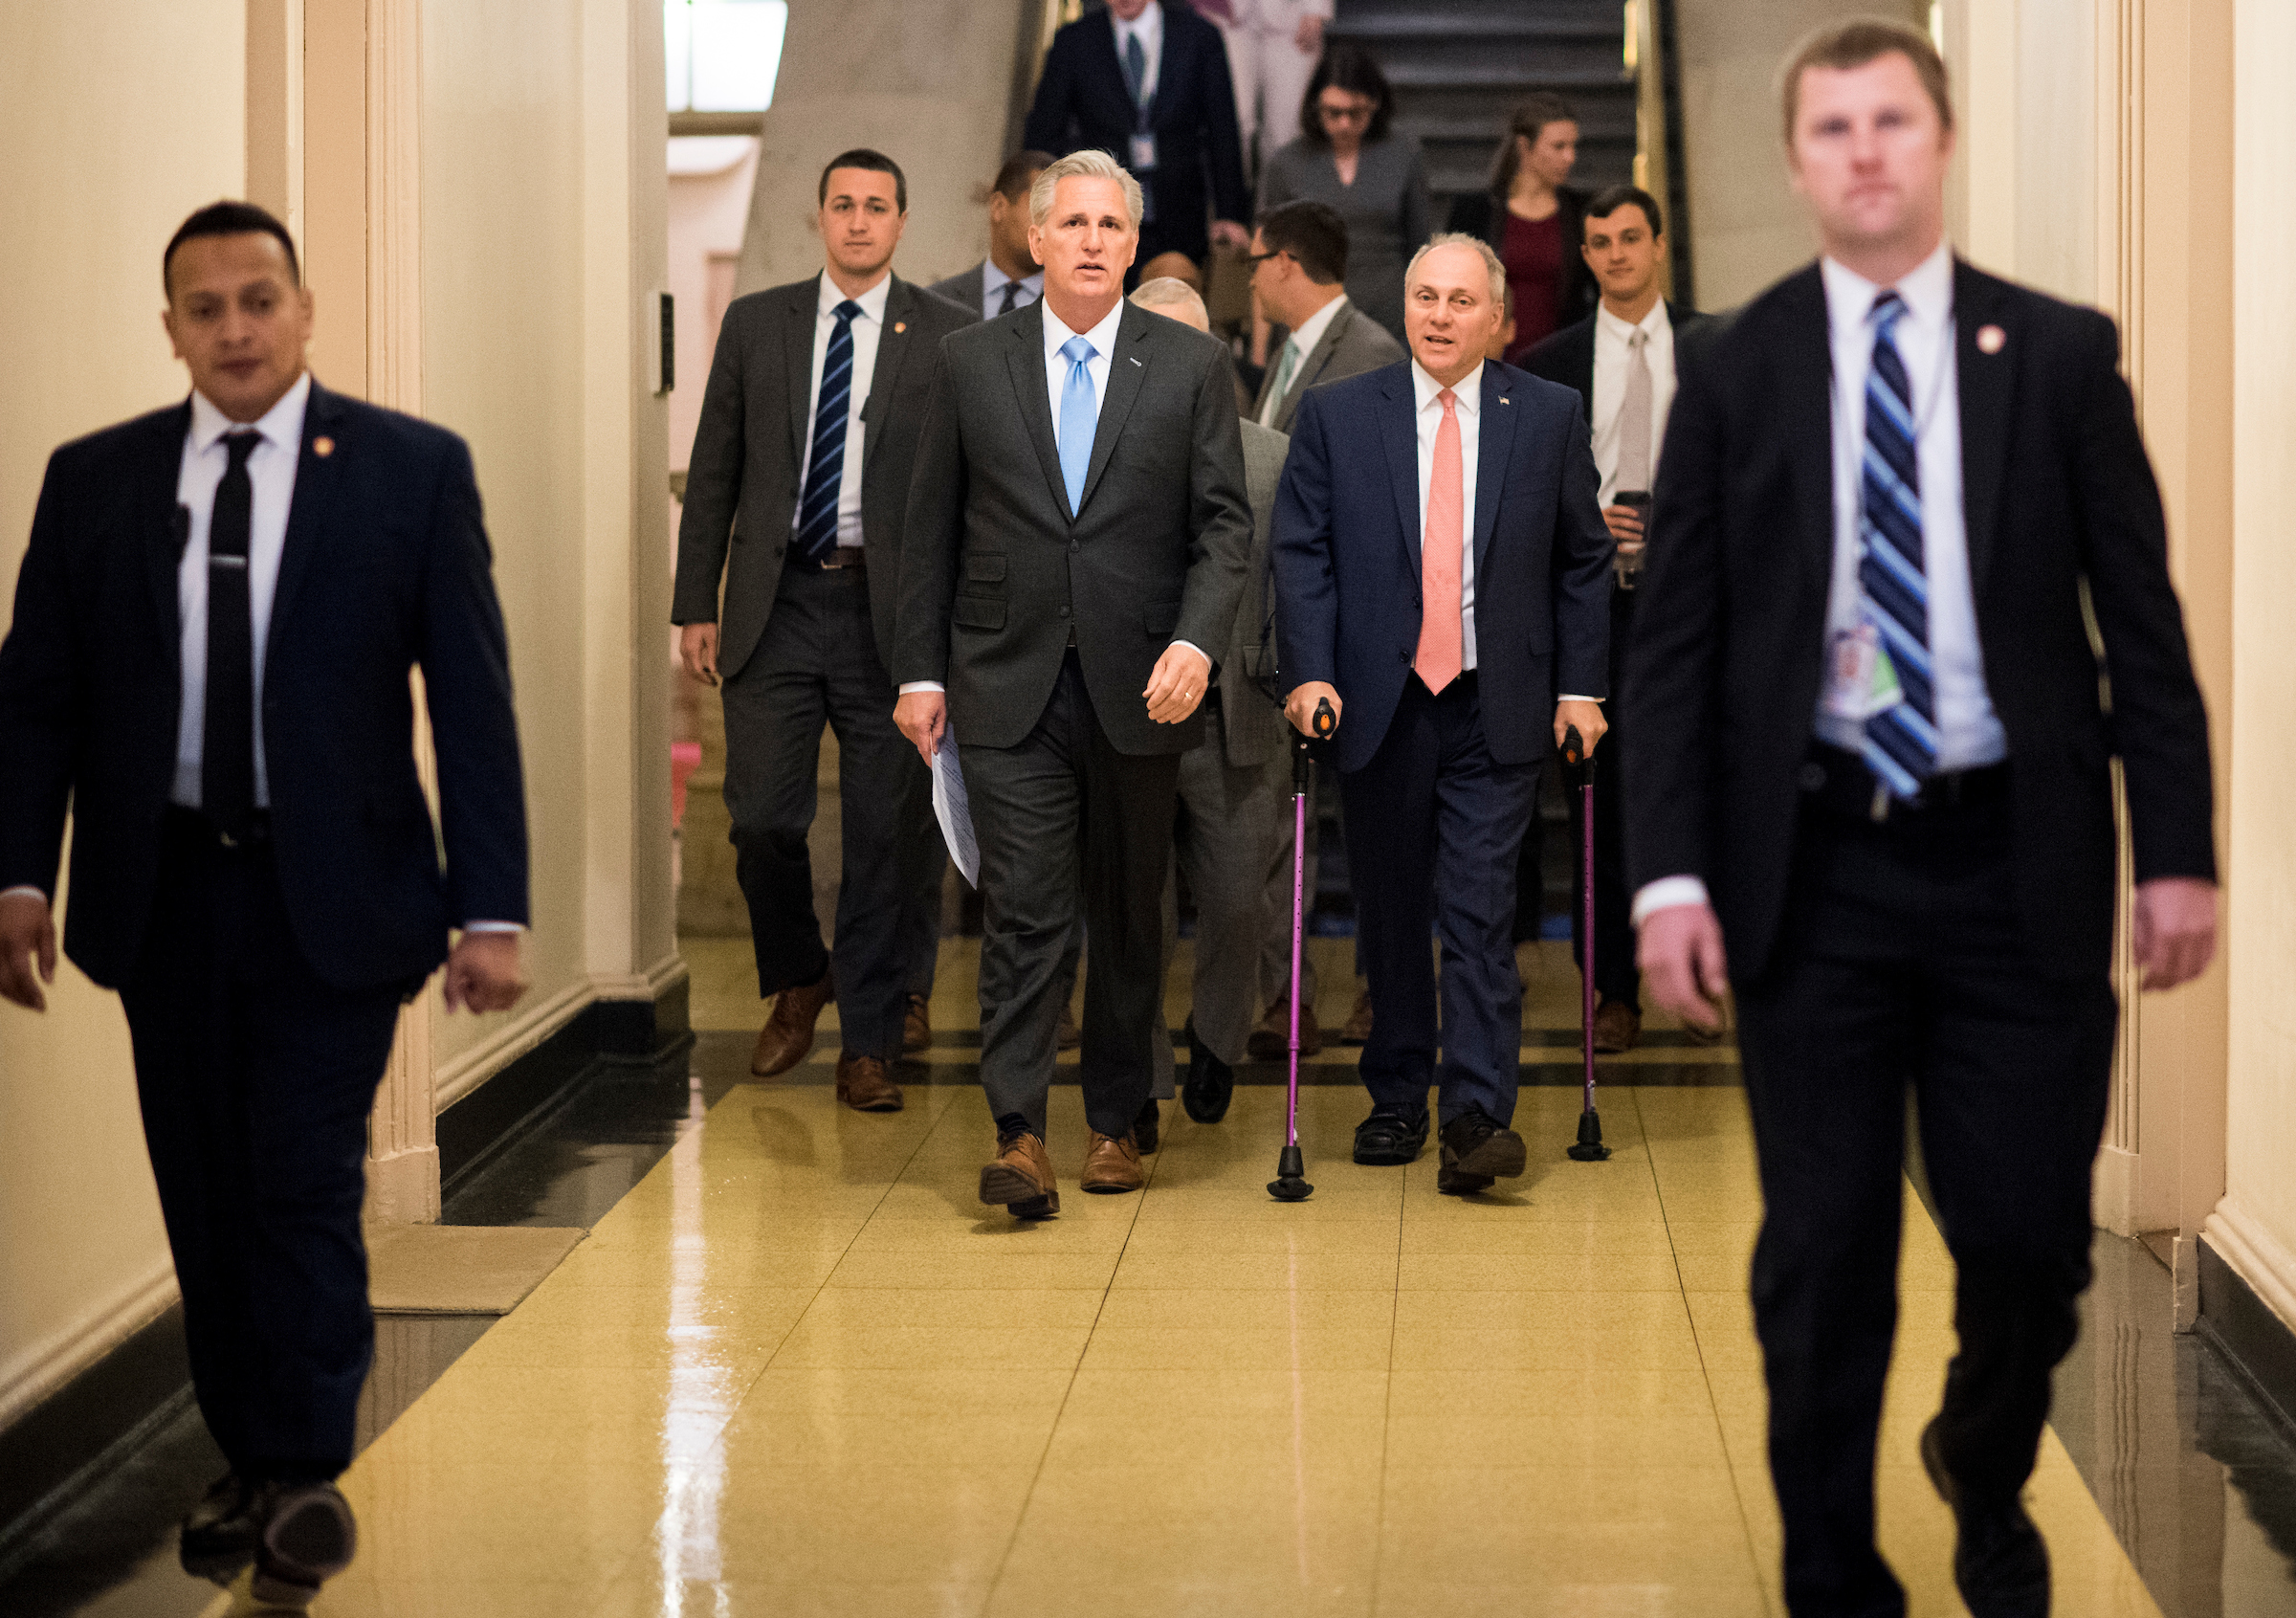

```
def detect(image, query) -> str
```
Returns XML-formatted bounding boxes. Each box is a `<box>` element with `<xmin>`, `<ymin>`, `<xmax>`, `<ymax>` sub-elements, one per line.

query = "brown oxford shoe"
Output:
<box><xmin>901</xmin><ymin>993</ymin><xmax>932</xmax><ymax>1056</ymax></box>
<box><xmin>981</xmin><ymin>1128</ymin><xmax>1060</xmax><ymax>1218</ymax></box>
<box><xmin>1340</xmin><ymin>986</ymin><xmax>1374</xmax><ymax>1046</ymax></box>
<box><xmin>1247</xmin><ymin>995</ymin><xmax>1324</xmax><ymax>1060</ymax></box>
<box><xmin>835</xmin><ymin>1052</ymin><xmax>904</xmax><ymax>1112</ymax></box>
<box><xmin>1080</xmin><ymin>1131</ymin><xmax>1145</xmax><ymax>1193</ymax></box>
<box><xmin>1592</xmin><ymin>999</ymin><xmax>1642</xmax><ymax>1053</ymax></box>
<box><xmin>751</xmin><ymin>968</ymin><xmax>834</xmax><ymax>1076</ymax></box>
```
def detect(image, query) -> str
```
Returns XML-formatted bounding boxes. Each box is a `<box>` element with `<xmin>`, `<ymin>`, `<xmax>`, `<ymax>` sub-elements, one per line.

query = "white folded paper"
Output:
<box><xmin>931</xmin><ymin>724</ymin><xmax>979</xmax><ymax>888</ymax></box>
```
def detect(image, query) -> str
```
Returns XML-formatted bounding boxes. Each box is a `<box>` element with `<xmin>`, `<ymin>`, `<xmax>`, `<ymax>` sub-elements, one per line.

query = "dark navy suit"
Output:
<box><xmin>1273</xmin><ymin>359</ymin><xmax>1611</xmax><ymax>1124</ymax></box>
<box><xmin>0</xmin><ymin>380</ymin><xmax>527</xmax><ymax>1479</ymax></box>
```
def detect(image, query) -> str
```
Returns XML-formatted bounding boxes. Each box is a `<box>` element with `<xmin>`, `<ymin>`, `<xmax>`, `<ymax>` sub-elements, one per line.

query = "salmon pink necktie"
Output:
<box><xmin>1415</xmin><ymin>388</ymin><xmax>1464</xmax><ymax>693</ymax></box>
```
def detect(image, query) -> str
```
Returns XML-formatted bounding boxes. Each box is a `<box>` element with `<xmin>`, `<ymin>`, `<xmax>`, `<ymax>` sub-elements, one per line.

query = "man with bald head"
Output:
<box><xmin>895</xmin><ymin>151</ymin><xmax>1251</xmax><ymax>1217</ymax></box>
<box><xmin>1272</xmin><ymin>232</ymin><xmax>1612</xmax><ymax>1192</ymax></box>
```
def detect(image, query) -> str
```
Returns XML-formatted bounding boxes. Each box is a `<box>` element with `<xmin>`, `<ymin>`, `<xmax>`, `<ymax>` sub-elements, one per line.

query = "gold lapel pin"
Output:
<box><xmin>1976</xmin><ymin>324</ymin><xmax>2006</xmax><ymax>355</ymax></box>
<box><xmin>314</xmin><ymin>436</ymin><xmax>335</xmax><ymax>457</ymax></box>
<box><xmin>894</xmin><ymin>321</ymin><xmax>907</xmax><ymax>334</ymax></box>
<box><xmin>1499</xmin><ymin>397</ymin><xmax>1511</xmax><ymax>406</ymax></box>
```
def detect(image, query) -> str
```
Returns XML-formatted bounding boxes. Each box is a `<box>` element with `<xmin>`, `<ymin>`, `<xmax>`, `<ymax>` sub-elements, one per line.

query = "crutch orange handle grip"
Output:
<box><xmin>1561</xmin><ymin>723</ymin><xmax>1585</xmax><ymax>767</ymax></box>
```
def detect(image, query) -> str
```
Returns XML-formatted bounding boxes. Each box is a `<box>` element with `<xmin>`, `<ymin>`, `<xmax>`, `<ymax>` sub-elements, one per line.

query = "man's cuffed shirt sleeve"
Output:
<box><xmin>1631</xmin><ymin>875</ymin><xmax>1711</xmax><ymax>928</ymax></box>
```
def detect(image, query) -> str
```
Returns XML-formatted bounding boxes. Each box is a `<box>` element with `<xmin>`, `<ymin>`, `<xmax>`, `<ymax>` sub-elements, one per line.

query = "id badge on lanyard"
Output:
<box><xmin>1821</xmin><ymin>622</ymin><xmax>1905</xmax><ymax>722</ymax></box>
<box><xmin>1130</xmin><ymin>132</ymin><xmax>1158</xmax><ymax>172</ymax></box>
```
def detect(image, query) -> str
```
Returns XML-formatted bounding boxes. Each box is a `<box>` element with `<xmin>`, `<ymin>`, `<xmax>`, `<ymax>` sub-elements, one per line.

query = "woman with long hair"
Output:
<box><xmin>1253</xmin><ymin>42</ymin><xmax>1434</xmax><ymax>343</ymax></box>
<box><xmin>1447</xmin><ymin>94</ymin><xmax>1596</xmax><ymax>360</ymax></box>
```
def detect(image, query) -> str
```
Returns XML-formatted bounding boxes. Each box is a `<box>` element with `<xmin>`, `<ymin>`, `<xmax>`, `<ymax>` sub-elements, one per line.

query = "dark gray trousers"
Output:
<box><xmin>964</xmin><ymin>652</ymin><xmax>1181</xmax><ymax>1139</ymax></box>
<box><xmin>718</xmin><ymin>565</ymin><xmax>927</xmax><ymax>1059</ymax></box>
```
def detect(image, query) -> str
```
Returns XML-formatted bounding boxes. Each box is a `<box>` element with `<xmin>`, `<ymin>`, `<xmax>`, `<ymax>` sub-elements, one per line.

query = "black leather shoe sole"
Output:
<box><xmin>1181</xmin><ymin>1029</ymin><xmax>1234</xmax><ymax>1123</ymax></box>
<box><xmin>1921</xmin><ymin>1418</ymin><xmax>2049</xmax><ymax>1617</ymax></box>
<box><xmin>250</xmin><ymin>1484</ymin><xmax>356</xmax><ymax>1608</ymax></box>
<box><xmin>1353</xmin><ymin>1113</ymin><xmax>1428</xmax><ymax>1165</ymax></box>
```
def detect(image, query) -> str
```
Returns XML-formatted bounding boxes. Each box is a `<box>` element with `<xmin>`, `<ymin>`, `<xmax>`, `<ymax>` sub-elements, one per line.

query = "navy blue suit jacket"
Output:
<box><xmin>1023</xmin><ymin>5</ymin><xmax>1250</xmax><ymax>258</ymax></box>
<box><xmin>0</xmin><ymin>381</ymin><xmax>528</xmax><ymax>991</ymax></box>
<box><xmin>1272</xmin><ymin>360</ymin><xmax>1614</xmax><ymax>775</ymax></box>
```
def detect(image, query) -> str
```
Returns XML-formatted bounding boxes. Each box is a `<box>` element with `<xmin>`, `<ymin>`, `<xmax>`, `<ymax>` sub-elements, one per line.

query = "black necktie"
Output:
<box><xmin>203</xmin><ymin>432</ymin><xmax>261</xmax><ymax>840</ymax></box>
<box><xmin>998</xmin><ymin>278</ymin><xmax>1022</xmax><ymax>317</ymax></box>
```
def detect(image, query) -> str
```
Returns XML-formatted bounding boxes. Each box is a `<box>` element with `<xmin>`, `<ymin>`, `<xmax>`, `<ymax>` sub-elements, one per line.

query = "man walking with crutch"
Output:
<box><xmin>1272</xmin><ymin>233</ymin><xmax>1612</xmax><ymax>1191</ymax></box>
<box><xmin>1629</xmin><ymin>22</ymin><xmax>2216</xmax><ymax>1614</ymax></box>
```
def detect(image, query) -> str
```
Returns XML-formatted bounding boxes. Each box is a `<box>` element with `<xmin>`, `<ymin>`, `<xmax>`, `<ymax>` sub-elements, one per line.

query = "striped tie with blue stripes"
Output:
<box><xmin>1856</xmin><ymin>290</ymin><xmax>1937</xmax><ymax>798</ymax></box>
<box><xmin>795</xmin><ymin>299</ymin><xmax>863</xmax><ymax>563</ymax></box>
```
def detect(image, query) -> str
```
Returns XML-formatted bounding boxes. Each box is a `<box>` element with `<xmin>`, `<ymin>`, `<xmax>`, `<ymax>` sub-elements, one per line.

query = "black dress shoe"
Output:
<box><xmin>1181</xmin><ymin>1022</ymin><xmax>1233</xmax><ymax>1123</ymax></box>
<box><xmin>1921</xmin><ymin>1419</ymin><xmax>2048</xmax><ymax>1617</ymax></box>
<box><xmin>1134</xmin><ymin>1095</ymin><xmax>1161</xmax><ymax>1155</ymax></box>
<box><xmin>250</xmin><ymin>1480</ymin><xmax>359</xmax><ymax>1609</ymax></box>
<box><xmin>1437</xmin><ymin>1108</ymin><xmax>1527</xmax><ymax>1194</ymax></box>
<box><xmin>1353</xmin><ymin>1106</ymin><xmax>1428</xmax><ymax>1164</ymax></box>
<box><xmin>181</xmin><ymin>1473</ymin><xmax>259</xmax><ymax>1584</ymax></box>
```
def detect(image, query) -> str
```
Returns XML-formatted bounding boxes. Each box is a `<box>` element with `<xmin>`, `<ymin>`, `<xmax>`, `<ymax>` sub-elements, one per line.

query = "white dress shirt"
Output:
<box><xmin>1113</xmin><ymin>1</ymin><xmax>1163</xmax><ymax>105</ymax></box>
<box><xmin>980</xmin><ymin>259</ymin><xmax>1043</xmax><ymax>323</ymax></box>
<box><xmin>174</xmin><ymin>372</ymin><xmax>310</xmax><ymax>811</ymax></box>
<box><xmin>1631</xmin><ymin>241</ymin><xmax>2004</xmax><ymax>927</ymax></box>
<box><xmin>1590</xmin><ymin>299</ymin><xmax>1675</xmax><ymax>506</ymax></box>
<box><xmin>1259</xmin><ymin>291</ymin><xmax>1347</xmax><ymax>426</ymax></box>
<box><xmin>1411</xmin><ymin>359</ymin><xmax>1482</xmax><ymax>670</ymax></box>
<box><xmin>897</xmin><ymin>297</ymin><xmax>1202</xmax><ymax>698</ymax></box>
<box><xmin>790</xmin><ymin>270</ymin><xmax>890</xmax><ymax>553</ymax></box>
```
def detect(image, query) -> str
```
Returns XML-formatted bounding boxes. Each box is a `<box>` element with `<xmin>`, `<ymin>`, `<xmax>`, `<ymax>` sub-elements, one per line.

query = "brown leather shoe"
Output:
<box><xmin>1246</xmin><ymin>995</ymin><xmax>1324</xmax><ymax>1060</ymax></box>
<box><xmin>834</xmin><ymin>1052</ymin><xmax>903</xmax><ymax>1112</ymax></box>
<box><xmin>751</xmin><ymin>968</ymin><xmax>834</xmax><ymax>1076</ymax></box>
<box><xmin>1079</xmin><ymin>1131</ymin><xmax>1145</xmax><ymax>1193</ymax></box>
<box><xmin>1592</xmin><ymin>999</ymin><xmax>1642</xmax><ymax>1054</ymax></box>
<box><xmin>1056</xmin><ymin>1001</ymin><xmax>1081</xmax><ymax>1051</ymax></box>
<box><xmin>980</xmin><ymin>1129</ymin><xmax>1059</xmax><ymax>1218</ymax></box>
<box><xmin>901</xmin><ymin>993</ymin><xmax>931</xmax><ymax>1056</ymax></box>
<box><xmin>1340</xmin><ymin>986</ymin><xmax>1374</xmax><ymax>1046</ymax></box>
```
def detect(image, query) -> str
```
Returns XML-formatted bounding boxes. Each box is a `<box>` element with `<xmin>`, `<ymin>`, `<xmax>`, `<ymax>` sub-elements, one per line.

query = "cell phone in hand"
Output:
<box><xmin>1611</xmin><ymin>490</ymin><xmax>1651</xmax><ymax>588</ymax></box>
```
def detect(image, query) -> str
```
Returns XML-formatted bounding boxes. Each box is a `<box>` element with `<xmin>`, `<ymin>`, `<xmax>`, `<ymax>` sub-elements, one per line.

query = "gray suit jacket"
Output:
<box><xmin>1215</xmin><ymin>420</ymin><xmax>1289</xmax><ymax>768</ymax></box>
<box><xmin>673</xmin><ymin>273</ymin><xmax>974</xmax><ymax>677</ymax></box>
<box><xmin>928</xmin><ymin>262</ymin><xmax>987</xmax><ymax>324</ymax></box>
<box><xmin>895</xmin><ymin>299</ymin><xmax>1254</xmax><ymax>757</ymax></box>
<box><xmin>1250</xmin><ymin>299</ymin><xmax>1405</xmax><ymax>433</ymax></box>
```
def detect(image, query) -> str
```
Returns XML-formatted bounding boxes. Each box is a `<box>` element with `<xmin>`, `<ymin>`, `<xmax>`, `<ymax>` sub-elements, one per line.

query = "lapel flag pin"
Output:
<box><xmin>894</xmin><ymin>321</ymin><xmax>907</xmax><ymax>334</ymax></box>
<box><xmin>314</xmin><ymin>436</ymin><xmax>335</xmax><ymax>457</ymax></box>
<box><xmin>1499</xmin><ymin>396</ymin><xmax>1511</xmax><ymax>406</ymax></box>
<box><xmin>1976</xmin><ymin>324</ymin><xmax>2006</xmax><ymax>355</ymax></box>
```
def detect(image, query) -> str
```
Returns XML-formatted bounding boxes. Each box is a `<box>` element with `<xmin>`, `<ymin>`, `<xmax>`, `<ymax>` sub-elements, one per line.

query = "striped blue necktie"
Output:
<box><xmin>795</xmin><ymin>299</ymin><xmax>863</xmax><ymax>562</ymax></box>
<box><xmin>1856</xmin><ymin>290</ymin><xmax>1938</xmax><ymax>798</ymax></box>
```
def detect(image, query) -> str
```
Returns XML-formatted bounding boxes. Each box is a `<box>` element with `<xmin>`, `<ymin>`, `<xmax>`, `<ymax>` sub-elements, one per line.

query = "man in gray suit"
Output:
<box><xmin>1126</xmin><ymin>277</ymin><xmax>1292</xmax><ymax>1129</ymax></box>
<box><xmin>1245</xmin><ymin>198</ymin><xmax>1404</xmax><ymax>1057</ymax></box>
<box><xmin>1249</xmin><ymin>200</ymin><xmax>1404</xmax><ymax>432</ymax></box>
<box><xmin>675</xmin><ymin>149</ymin><xmax>972</xmax><ymax>1110</ymax></box>
<box><xmin>929</xmin><ymin>150</ymin><xmax>1052</xmax><ymax>324</ymax></box>
<box><xmin>895</xmin><ymin>149</ymin><xmax>1253</xmax><ymax>1216</ymax></box>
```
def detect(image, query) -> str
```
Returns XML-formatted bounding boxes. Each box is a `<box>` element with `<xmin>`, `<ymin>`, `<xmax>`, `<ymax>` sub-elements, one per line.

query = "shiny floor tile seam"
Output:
<box><xmin>1625</xmin><ymin>1084</ymin><xmax>1780</xmax><ymax>1615</ymax></box>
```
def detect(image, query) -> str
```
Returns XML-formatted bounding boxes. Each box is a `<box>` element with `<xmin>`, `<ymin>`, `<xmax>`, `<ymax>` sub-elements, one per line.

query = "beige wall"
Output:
<box><xmin>1673</xmin><ymin>0</ymin><xmax>1928</xmax><ymax>310</ymax></box>
<box><xmin>0</xmin><ymin>1</ymin><xmax>246</xmax><ymax>1429</ymax></box>
<box><xmin>733</xmin><ymin>0</ymin><xmax>1028</xmax><ymax>298</ymax></box>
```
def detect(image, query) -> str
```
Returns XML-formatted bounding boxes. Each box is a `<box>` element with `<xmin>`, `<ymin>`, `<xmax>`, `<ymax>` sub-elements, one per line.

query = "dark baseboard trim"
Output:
<box><xmin>2198</xmin><ymin>1235</ymin><xmax>2296</xmax><ymax>1444</ymax></box>
<box><xmin>0</xmin><ymin>1303</ymin><xmax>192</xmax><ymax>1577</ymax></box>
<box><xmin>0</xmin><ymin>969</ymin><xmax>692</xmax><ymax>1565</ymax></box>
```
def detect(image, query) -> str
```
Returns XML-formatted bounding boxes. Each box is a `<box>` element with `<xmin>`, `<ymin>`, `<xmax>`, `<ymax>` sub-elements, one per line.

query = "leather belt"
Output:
<box><xmin>166</xmin><ymin>804</ymin><xmax>273</xmax><ymax>848</ymax></box>
<box><xmin>789</xmin><ymin>548</ymin><xmax>866</xmax><ymax>574</ymax></box>
<box><xmin>1801</xmin><ymin>742</ymin><xmax>2009</xmax><ymax>825</ymax></box>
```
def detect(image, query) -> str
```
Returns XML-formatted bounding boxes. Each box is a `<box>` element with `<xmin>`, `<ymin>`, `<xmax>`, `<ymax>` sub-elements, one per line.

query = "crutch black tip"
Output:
<box><xmin>1566</xmin><ymin>1109</ymin><xmax>1612</xmax><ymax>1163</ymax></box>
<box><xmin>1269</xmin><ymin>1143</ymin><xmax>1314</xmax><ymax>1202</ymax></box>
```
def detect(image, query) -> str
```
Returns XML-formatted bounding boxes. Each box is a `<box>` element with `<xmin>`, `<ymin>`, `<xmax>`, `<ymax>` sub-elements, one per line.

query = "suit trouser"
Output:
<box><xmin>718</xmin><ymin>565</ymin><xmax>923</xmax><ymax>1059</ymax></box>
<box><xmin>1261</xmin><ymin>773</ymin><xmax>1321</xmax><ymax>1009</ymax></box>
<box><xmin>1341</xmin><ymin>673</ymin><xmax>1539</xmax><ymax>1127</ymax></box>
<box><xmin>1733</xmin><ymin>794</ymin><xmax>2114</xmax><ymax>1618</ymax></box>
<box><xmin>966</xmin><ymin>651</ymin><xmax>1181</xmax><ymax>1140</ymax></box>
<box><xmin>1153</xmin><ymin>712</ymin><xmax>1280</xmax><ymax>1073</ymax></box>
<box><xmin>120</xmin><ymin>812</ymin><xmax>404</xmax><ymax>1480</ymax></box>
<box><xmin>1561</xmin><ymin>588</ymin><xmax>1639</xmax><ymax>1005</ymax></box>
<box><xmin>898</xmin><ymin>795</ymin><xmax>946</xmax><ymax>1001</ymax></box>
<box><xmin>1213</xmin><ymin>20</ymin><xmax>1317</xmax><ymax>162</ymax></box>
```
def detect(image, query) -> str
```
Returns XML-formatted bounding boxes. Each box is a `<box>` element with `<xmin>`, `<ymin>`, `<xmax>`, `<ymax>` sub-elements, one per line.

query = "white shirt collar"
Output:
<box><xmin>1821</xmin><ymin>238</ymin><xmax>1954</xmax><ymax>339</ymax></box>
<box><xmin>1595</xmin><ymin>298</ymin><xmax>1670</xmax><ymax>344</ymax></box>
<box><xmin>1410</xmin><ymin>358</ymin><xmax>1483</xmax><ymax>415</ymax></box>
<box><xmin>188</xmin><ymin>370</ymin><xmax>312</xmax><ymax>454</ymax></box>
<box><xmin>1113</xmin><ymin>2</ymin><xmax>1161</xmax><ymax>51</ymax></box>
<box><xmin>1044</xmin><ymin>297</ymin><xmax>1127</xmax><ymax>364</ymax></box>
<box><xmin>1285</xmin><ymin>293</ymin><xmax>1348</xmax><ymax>363</ymax></box>
<box><xmin>983</xmin><ymin>259</ymin><xmax>1043</xmax><ymax>297</ymax></box>
<box><xmin>818</xmin><ymin>270</ymin><xmax>893</xmax><ymax>321</ymax></box>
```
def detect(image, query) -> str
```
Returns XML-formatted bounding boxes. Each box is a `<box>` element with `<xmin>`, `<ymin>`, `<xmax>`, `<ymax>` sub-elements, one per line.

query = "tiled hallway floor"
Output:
<box><xmin>179</xmin><ymin>939</ymin><xmax>2159</xmax><ymax>1616</ymax></box>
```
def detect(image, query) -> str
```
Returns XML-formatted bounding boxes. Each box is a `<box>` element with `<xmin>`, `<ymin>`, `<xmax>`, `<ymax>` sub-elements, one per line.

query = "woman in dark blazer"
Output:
<box><xmin>1254</xmin><ymin>43</ymin><xmax>1433</xmax><ymax>344</ymax></box>
<box><xmin>1447</xmin><ymin>94</ymin><xmax>1596</xmax><ymax>359</ymax></box>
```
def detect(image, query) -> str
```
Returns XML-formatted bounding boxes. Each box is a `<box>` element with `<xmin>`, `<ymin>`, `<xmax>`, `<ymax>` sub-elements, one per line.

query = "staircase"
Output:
<box><xmin>1332</xmin><ymin>0</ymin><xmax>1635</xmax><ymax>216</ymax></box>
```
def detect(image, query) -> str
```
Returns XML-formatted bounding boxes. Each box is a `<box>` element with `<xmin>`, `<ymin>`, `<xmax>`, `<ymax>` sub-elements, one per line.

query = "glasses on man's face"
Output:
<box><xmin>1318</xmin><ymin>100</ymin><xmax>1373</xmax><ymax>124</ymax></box>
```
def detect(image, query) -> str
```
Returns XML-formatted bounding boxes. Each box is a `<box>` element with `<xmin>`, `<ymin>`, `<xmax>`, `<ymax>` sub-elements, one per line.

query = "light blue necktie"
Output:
<box><xmin>1057</xmin><ymin>334</ymin><xmax>1097</xmax><ymax>516</ymax></box>
<box><xmin>1856</xmin><ymin>290</ymin><xmax>1937</xmax><ymax>797</ymax></box>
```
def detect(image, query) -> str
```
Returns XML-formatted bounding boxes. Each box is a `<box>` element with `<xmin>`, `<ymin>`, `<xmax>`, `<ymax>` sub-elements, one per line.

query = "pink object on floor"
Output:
<box><xmin>671</xmin><ymin>741</ymin><xmax>702</xmax><ymax>829</ymax></box>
